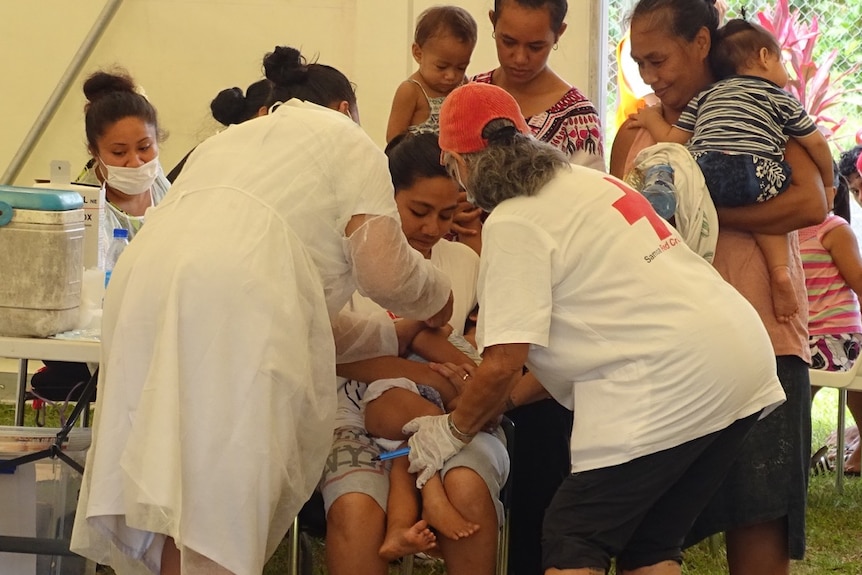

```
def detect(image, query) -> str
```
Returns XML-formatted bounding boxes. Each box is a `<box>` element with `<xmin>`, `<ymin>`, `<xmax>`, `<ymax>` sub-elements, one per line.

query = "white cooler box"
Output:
<box><xmin>0</xmin><ymin>186</ymin><xmax>84</xmax><ymax>337</ymax></box>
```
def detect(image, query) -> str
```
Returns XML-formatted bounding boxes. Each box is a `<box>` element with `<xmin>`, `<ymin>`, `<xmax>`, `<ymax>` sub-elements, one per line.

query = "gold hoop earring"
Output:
<box><xmin>553</xmin><ymin>43</ymin><xmax>559</xmax><ymax>50</ymax></box>
<box><xmin>492</xmin><ymin>31</ymin><xmax>496</xmax><ymax>39</ymax></box>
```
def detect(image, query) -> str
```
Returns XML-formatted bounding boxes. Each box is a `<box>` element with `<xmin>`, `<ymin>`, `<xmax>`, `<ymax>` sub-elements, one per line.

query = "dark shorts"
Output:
<box><xmin>542</xmin><ymin>413</ymin><xmax>759</xmax><ymax>572</ymax></box>
<box><xmin>506</xmin><ymin>399</ymin><xmax>573</xmax><ymax>575</ymax></box>
<box><xmin>686</xmin><ymin>355</ymin><xmax>811</xmax><ymax>559</ymax></box>
<box><xmin>694</xmin><ymin>151</ymin><xmax>791</xmax><ymax>207</ymax></box>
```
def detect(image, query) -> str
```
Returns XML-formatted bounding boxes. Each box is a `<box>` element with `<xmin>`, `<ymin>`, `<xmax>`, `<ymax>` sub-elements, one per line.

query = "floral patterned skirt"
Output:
<box><xmin>809</xmin><ymin>332</ymin><xmax>862</xmax><ymax>371</ymax></box>
<box><xmin>694</xmin><ymin>151</ymin><xmax>791</xmax><ymax>207</ymax></box>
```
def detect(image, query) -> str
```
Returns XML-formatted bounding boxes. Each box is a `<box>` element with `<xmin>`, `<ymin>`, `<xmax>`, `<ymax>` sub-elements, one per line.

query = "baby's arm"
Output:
<box><xmin>628</xmin><ymin>105</ymin><xmax>691</xmax><ymax>145</ymax></box>
<box><xmin>411</xmin><ymin>327</ymin><xmax>477</xmax><ymax>367</ymax></box>
<box><xmin>337</xmin><ymin>355</ymin><xmax>460</xmax><ymax>406</ymax></box>
<box><xmin>795</xmin><ymin>130</ymin><xmax>835</xmax><ymax>195</ymax></box>
<box><xmin>386</xmin><ymin>81</ymin><xmax>420</xmax><ymax>142</ymax></box>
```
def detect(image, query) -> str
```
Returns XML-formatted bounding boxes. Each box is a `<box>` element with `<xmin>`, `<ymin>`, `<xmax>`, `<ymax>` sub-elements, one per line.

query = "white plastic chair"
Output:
<box><xmin>809</xmin><ymin>358</ymin><xmax>862</xmax><ymax>493</ymax></box>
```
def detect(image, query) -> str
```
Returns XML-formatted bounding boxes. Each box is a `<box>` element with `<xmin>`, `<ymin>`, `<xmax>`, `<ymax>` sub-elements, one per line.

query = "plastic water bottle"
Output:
<box><xmin>641</xmin><ymin>164</ymin><xmax>677</xmax><ymax>220</ymax></box>
<box><xmin>104</xmin><ymin>228</ymin><xmax>129</xmax><ymax>289</ymax></box>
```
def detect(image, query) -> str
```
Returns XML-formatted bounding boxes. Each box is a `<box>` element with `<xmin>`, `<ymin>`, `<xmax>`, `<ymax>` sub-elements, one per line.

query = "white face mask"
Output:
<box><xmin>99</xmin><ymin>156</ymin><xmax>159</xmax><ymax>196</ymax></box>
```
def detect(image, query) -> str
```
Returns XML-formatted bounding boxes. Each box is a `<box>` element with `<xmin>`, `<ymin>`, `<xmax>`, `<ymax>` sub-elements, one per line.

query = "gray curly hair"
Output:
<box><xmin>443</xmin><ymin>119</ymin><xmax>570</xmax><ymax>212</ymax></box>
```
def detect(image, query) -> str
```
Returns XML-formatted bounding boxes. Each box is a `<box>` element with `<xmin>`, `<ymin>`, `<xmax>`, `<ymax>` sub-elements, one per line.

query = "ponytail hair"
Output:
<box><xmin>210</xmin><ymin>78</ymin><xmax>275</xmax><ymax>126</ymax></box>
<box><xmin>262</xmin><ymin>46</ymin><xmax>356</xmax><ymax>111</ymax></box>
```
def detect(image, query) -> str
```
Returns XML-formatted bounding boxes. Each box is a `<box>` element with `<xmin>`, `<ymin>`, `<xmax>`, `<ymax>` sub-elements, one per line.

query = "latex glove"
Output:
<box><xmin>403</xmin><ymin>414</ymin><xmax>466</xmax><ymax>488</ymax></box>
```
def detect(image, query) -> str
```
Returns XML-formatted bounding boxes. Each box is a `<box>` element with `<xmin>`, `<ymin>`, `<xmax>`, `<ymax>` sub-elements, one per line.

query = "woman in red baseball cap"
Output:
<box><xmin>405</xmin><ymin>82</ymin><xmax>787</xmax><ymax>575</ymax></box>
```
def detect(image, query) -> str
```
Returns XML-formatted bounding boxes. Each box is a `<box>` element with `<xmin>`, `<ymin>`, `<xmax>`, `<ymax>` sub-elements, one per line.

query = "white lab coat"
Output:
<box><xmin>71</xmin><ymin>100</ymin><xmax>450</xmax><ymax>575</ymax></box>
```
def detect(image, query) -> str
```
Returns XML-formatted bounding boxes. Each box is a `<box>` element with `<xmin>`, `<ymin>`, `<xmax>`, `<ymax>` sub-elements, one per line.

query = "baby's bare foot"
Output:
<box><xmin>771</xmin><ymin>267</ymin><xmax>797</xmax><ymax>322</ymax></box>
<box><xmin>421</xmin><ymin>494</ymin><xmax>479</xmax><ymax>540</ymax></box>
<box><xmin>379</xmin><ymin>519</ymin><xmax>437</xmax><ymax>562</ymax></box>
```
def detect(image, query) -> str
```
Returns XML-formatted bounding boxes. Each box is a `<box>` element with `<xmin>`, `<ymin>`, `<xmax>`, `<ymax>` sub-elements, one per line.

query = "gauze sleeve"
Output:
<box><xmin>346</xmin><ymin>214</ymin><xmax>452</xmax><ymax>320</ymax></box>
<box><xmin>332</xmin><ymin>306</ymin><xmax>398</xmax><ymax>364</ymax></box>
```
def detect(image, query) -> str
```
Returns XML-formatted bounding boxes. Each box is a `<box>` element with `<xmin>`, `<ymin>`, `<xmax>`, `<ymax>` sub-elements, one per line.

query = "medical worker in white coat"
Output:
<box><xmin>71</xmin><ymin>46</ymin><xmax>453</xmax><ymax>575</ymax></box>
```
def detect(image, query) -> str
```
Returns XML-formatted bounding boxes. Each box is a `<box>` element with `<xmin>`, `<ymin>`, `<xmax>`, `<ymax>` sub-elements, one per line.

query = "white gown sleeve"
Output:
<box><xmin>346</xmin><ymin>214</ymin><xmax>452</xmax><ymax>320</ymax></box>
<box><xmin>332</xmin><ymin>306</ymin><xmax>398</xmax><ymax>364</ymax></box>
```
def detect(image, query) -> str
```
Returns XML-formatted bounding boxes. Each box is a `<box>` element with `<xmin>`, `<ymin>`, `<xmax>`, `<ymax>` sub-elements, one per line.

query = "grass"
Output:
<box><xmin>2</xmin><ymin>388</ymin><xmax>859</xmax><ymax>575</ymax></box>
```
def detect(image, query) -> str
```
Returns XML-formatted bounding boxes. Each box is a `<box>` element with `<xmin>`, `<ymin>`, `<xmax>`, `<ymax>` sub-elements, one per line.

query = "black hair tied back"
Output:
<box><xmin>210</xmin><ymin>87</ymin><xmax>246</xmax><ymax>126</ymax></box>
<box><xmin>263</xmin><ymin>46</ymin><xmax>308</xmax><ymax>88</ymax></box>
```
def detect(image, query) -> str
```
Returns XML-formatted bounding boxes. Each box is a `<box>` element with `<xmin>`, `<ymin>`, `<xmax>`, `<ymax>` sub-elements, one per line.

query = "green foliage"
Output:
<box><xmin>756</xmin><ymin>0</ymin><xmax>861</xmax><ymax>140</ymax></box>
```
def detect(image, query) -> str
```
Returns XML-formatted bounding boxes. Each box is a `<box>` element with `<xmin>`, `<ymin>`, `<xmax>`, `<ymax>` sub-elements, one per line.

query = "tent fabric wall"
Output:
<box><xmin>0</xmin><ymin>0</ymin><xmax>601</xmax><ymax>187</ymax></box>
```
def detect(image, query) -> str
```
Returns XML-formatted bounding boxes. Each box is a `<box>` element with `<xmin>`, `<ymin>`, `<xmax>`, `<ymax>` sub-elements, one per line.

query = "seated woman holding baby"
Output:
<box><xmin>320</xmin><ymin>133</ymin><xmax>509</xmax><ymax>575</ymax></box>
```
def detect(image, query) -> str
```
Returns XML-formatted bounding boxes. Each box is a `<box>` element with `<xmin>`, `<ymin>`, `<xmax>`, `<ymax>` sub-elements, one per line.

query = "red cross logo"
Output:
<box><xmin>605</xmin><ymin>176</ymin><xmax>672</xmax><ymax>240</ymax></box>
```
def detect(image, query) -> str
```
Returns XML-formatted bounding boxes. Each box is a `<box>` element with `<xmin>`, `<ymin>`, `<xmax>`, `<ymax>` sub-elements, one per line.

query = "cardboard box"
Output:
<box><xmin>33</xmin><ymin>182</ymin><xmax>105</xmax><ymax>271</ymax></box>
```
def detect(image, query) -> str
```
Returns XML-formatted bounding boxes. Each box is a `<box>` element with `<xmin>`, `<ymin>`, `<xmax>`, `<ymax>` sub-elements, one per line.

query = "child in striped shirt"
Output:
<box><xmin>631</xmin><ymin>19</ymin><xmax>833</xmax><ymax>323</ymax></box>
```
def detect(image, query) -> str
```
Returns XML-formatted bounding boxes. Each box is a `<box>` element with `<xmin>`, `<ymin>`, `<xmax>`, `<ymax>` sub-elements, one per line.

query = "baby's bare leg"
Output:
<box><xmin>379</xmin><ymin>455</ymin><xmax>437</xmax><ymax>561</ymax></box>
<box><xmin>754</xmin><ymin>232</ymin><xmax>797</xmax><ymax>322</ymax></box>
<box><xmin>365</xmin><ymin>387</ymin><xmax>441</xmax><ymax>440</ymax></box>
<box><xmin>421</xmin><ymin>473</ymin><xmax>480</xmax><ymax>540</ymax></box>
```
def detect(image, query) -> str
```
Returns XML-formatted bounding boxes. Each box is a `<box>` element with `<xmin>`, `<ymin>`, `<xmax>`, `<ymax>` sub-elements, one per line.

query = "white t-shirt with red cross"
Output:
<box><xmin>477</xmin><ymin>165</ymin><xmax>785</xmax><ymax>472</ymax></box>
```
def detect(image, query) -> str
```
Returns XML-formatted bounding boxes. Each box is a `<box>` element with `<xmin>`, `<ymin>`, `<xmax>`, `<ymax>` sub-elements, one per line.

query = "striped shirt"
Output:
<box><xmin>799</xmin><ymin>214</ymin><xmax>862</xmax><ymax>335</ymax></box>
<box><xmin>676</xmin><ymin>75</ymin><xmax>816</xmax><ymax>161</ymax></box>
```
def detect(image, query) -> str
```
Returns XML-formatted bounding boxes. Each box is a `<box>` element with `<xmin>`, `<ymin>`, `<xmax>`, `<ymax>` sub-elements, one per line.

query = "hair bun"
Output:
<box><xmin>83</xmin><ymin>70</ymin><xmax>137</xmax><ymax>104</ymax></box>
<box><xmin>210</xmin><ymin>87</ymin><xmax>246</xmax><ymax>126</ymax></box>
<box><xmin>263</xmin><ymin>46</ymin><xmax>307</xmax><ymax>87</ymax></box>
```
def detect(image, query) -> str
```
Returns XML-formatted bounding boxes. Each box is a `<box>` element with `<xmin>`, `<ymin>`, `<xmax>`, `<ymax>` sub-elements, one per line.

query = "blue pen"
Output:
<box><xmin>372</xmin><ymin>446</ymin><xmax>410</xmax><ymax>461</ymax></box>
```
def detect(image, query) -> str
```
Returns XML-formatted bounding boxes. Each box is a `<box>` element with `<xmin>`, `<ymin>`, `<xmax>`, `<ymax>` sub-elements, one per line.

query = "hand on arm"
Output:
<box><xmin>411</xmin><ymin>326</ymin><xmax>476</xmax><ymax>367</ymax></box>
<box><xmin>402</xmin><ymin>344</ymin><xmax>528</xmax><ymax>488</ymax></box>
<box><xmin>447</xmin><ymin>343</ymin><xmax>530</xmax><ymax>436</ymax></box>
<box><xmin>336</xmin><ymin>355</ymin><xmax>457</xmax><ymax>397</ymax></box>
<box><xmin>716</xmin><ymin>139</ymin><xmax>827</xmax><ymax>234</ymax></box>
<box><xmin>628</xmin><ymin>106</ymin><xmax>689</xmax><ymax>144</ymax></box>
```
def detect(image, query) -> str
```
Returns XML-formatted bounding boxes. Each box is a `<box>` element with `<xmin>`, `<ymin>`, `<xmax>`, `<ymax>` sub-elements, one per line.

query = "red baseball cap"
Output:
<box><xmin>439</xmin><ymin>82</ymin><xmax>530</xmax><ymax>154</ymax></box>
